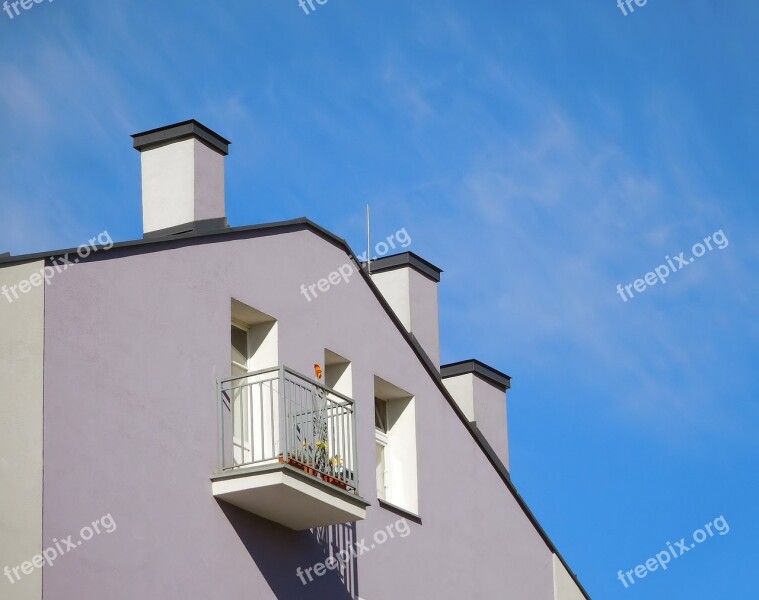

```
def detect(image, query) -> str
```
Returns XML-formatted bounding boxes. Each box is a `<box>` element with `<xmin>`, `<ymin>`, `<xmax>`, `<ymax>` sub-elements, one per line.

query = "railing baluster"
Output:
<box><xmin>342</xmin><ymin>404</ymin><xmax>347</xmax><ymax>484</ymax></box>
<box><xmin>269</xmin><ymin>378</ymin><xmax>274</xmax><ymax>458</ymax></box>
<box><xmin>256</xmin><ymin>381</ymin><xmax>261</xmax><ymax>461</ymax></box>
<box><xmin>344</xmin><ymin>406</ymin><xmax>349</xmax><ymax>485</ymax></box>
<box><xmin>242</xmin><ymin>378</ymin><xmax>248</xmax><ymax>465</ymax></box>
<box><xmin>283</xmin><ymin>372</ymin><xmax>288</xmax><ymax>462</ymax></box>
<box><xmin>217</xmin><ymin>379</ymin><xmax>224</xmax><ymax>471</ymax></box>
<box><xmin>345</xmin><ymin>406</ymin><xmax>351</xmax><ymax>487</ymax></box>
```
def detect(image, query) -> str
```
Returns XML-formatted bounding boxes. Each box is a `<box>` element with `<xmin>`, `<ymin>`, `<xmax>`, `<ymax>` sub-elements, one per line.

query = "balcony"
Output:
<box><xmin>211</xmin><ymin>366</ymin><xmax>368</xmax><ymax>530</ymax></box>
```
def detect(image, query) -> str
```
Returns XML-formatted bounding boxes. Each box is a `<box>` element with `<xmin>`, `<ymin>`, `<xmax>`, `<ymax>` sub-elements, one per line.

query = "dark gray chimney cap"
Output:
<box><xmin>366</xmin><ymin>251</ymin><xmax>442</xmax><ymax>283</ymax></box>
<box><xmin>132</xmin><ymin>119</ymin><xmax>231</xmax><ymax>156</ymax></box>
<box><xmin>440</xmin><ymin>359</ymin><xmax>512</xmax><ymax>390</ymax></box>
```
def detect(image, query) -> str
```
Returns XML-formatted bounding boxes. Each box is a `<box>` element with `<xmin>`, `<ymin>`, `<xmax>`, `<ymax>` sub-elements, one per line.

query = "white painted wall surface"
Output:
<box><xmin>472</xmin><ymin>374</ymin><xmax>509</xmax><ymax>470</ymax></box>
<box><xmin>0</xmin><ymin>260</ymin><xmax>45</xmax><ymax>600</ymax></box>
<box><xmin>441</xmin><ymin>373</ymin><xmax>476</xmax><ymax>421</ymax></box>
<box><xmin>371</xmin><ymin>267</ymin><xmax>440</xmax><ymax>367</ymax></box>
<box><xmin>408</xmin><ymin>268</ymin><xmax>440</xmax><ymax>367</ymax></box>
<box><xmin>553</xmin><ymin>554</ymin><xmax>586</xmax><ymax>600</ymax></box>
<box><xmin>140</xmin><ymin>138</ymin><xmax>225</xmax><ymax>233</ymax></box>
<box><xmin>370</xmin><ymin>268</ymin><xmax>411</xmax><ymax>330</ymax></box>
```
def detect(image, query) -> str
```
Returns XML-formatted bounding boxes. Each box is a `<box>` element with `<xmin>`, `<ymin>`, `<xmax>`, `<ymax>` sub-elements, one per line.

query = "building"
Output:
<box><xmin>0</xmin><ymin>120</ymin><xmax>590</xmax><ymax>599</ymax></box>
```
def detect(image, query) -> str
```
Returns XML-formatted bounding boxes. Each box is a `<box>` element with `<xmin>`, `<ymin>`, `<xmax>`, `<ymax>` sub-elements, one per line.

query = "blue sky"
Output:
<box><xmin>1</xmin><ymin>0</ymin><xmax>757</xmax><ymax>597</ymax></box>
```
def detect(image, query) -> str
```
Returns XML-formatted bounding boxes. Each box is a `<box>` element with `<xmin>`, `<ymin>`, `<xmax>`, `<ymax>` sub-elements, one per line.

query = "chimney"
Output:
<box><xmin>132</xmin><ymin>120</ymin><xmax>231</xmax><ymax>238</ymax></box>
<box><xmin>369</xmin><ymin>252</ymin><xmax>442</xmax><ymax>368</ymax></box>
<box><xmin>440</xmin><ymin>360</ymin><xmax>511</xmax><ymax>471</ymax></box>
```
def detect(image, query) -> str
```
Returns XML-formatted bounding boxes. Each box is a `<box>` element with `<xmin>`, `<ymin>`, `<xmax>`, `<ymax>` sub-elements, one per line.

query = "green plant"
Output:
<box><xmin>293</xmin><ymin>389</ymin><xmax>330</xmax><ymax>472</ymax></box>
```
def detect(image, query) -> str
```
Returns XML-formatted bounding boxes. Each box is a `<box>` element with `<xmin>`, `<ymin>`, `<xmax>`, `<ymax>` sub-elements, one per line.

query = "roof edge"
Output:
<box><xmin>0</xmin><ymin>217</ymin><xmax>346</xmax><ymax>270</ymax></box>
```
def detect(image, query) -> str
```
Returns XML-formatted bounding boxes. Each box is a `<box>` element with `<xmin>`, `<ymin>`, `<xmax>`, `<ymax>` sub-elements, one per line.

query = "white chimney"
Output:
<box><xmin>441</xmin><ymin>360</ymin><xmax>511</xmax><ymax>471</ymax></box>
<box><xmin>132</xmin><ymin>120</ymin><xmax>230</xmax><ymax>237</ymax></box>
<box><xmin>369</xmin><ymin>252</ymin><xmax>442</xmax><ymax>368</ymax></box>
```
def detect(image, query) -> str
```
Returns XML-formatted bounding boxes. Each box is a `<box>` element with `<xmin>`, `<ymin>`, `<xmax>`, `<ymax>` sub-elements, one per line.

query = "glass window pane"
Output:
<box><xmin>376</xmin><ymin>443</ymin><xmax>386</xmax><ymax>500</ymax></box>
<box><xmin>374</xmin><ymin>397</ymin><xmax>387</xmax><ymax>432</ymax></box>
<box><xmin>232</xmin><ymin>325</ymin><xmax>248</xmax><ymax>366</ymax></box>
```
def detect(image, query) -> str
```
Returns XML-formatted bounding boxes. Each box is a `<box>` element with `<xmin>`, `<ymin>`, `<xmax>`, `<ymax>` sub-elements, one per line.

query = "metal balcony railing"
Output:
<box><xmin>217</xmin><ymin>366</ymin><xmax>358</xmax><ymax>492</ymax></box>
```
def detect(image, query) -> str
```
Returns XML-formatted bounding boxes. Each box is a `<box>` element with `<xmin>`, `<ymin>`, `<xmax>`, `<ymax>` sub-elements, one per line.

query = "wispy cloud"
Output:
<box><xmin>405</xmin><ymin>107</ymin><xmax>749</xmax><ymax>435</ymax></box>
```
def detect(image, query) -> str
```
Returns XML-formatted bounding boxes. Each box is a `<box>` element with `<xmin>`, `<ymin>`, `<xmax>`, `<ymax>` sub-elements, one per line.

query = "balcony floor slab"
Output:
<box><xmin>211</xmin><ymin>462</ymin><xmax>369</xmax><ymax>530</ymax></box>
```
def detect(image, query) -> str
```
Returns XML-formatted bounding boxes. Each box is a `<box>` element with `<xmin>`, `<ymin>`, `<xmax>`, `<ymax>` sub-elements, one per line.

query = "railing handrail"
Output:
<box><xmin>219</xmin><ymin>366</ymin><xmax>281</xmax><ymax>385</ymax></box>
<box><xmin>282</xmin><ymin>366</ymin><xmax>354</xmax><ymax>406</ymax></box>
<box><xmin>219</xmin><ymin>365</ymin><xmax>355</xmax><ymax>408</ymax></box>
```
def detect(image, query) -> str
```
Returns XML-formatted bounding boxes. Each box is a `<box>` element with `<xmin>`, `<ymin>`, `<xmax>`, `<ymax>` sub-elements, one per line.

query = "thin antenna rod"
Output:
<box><xmin>366</xmin><ymin>204</ymin><xmax>371</xmax><ymax>274</ymax></box>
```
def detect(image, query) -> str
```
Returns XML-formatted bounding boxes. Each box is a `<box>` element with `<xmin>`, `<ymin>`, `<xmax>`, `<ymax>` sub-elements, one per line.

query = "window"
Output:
<box><xmin>231</xmin><ymin>299</ymin><xmax>278</xmax><ymax>372</ymax></box>
<box><xmin>324</xmin><ymin>349</ymin><xmax>352</xmax><ymax>397</ymax></box>
<box><xmin>231</xmin><ymin>323</ymin><xmax>251</xmax><ymax>465</ymax></box>
<box><xmin>319</xmin><ymin>350</ymin><xmax>357</xmax><ymax>487</ymax></box>
<box><xmin>231</xmin><ymin>324</ymin><xmax>249</xmax><ymax>374</ymax></box>
<box><xmin>230</xmin><ymin>300</ymin><xmax>278</xmax><ymax>466</ymax></box>
<box><xmin>375</xmin><ymin>397</ymin><xmax>389</xmax><ymax>500</ymax></box>
<box><xmin>373</xmin><ymin>377</ymin><xmax>418</xmax><ymax>513</ymax></box>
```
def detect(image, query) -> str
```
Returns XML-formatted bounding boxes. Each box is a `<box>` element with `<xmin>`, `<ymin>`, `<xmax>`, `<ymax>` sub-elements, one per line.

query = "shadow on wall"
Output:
<box><xmin>313</xmin><ymin>522</ymin><xmax>359</xmax><ymax>598</ymax></box>
<box><xmin>219</xmin><ymin>501</ymin><xmax>359</xmax><ymax>599</ymax></box>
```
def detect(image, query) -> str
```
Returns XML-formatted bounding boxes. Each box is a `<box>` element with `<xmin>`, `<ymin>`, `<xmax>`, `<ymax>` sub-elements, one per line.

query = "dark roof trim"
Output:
<box><xmin>469</xmin><ymin>421</ymin><xmax>509</xmax><ymax>476</ymax></box>
<box><xmin>0</xmin><ymin>217</ymin><xmax>348</xmax><ymax>269</ymax></box>
<box><xmin>143</xmin><ymin>217</ymin><xmax>229</xmax><ymax>239</ymax></box>
<box><xmin>367</xmin><ymin>251</ymin><xmax>442</xmax><ymax>283</ymax></box>
<box><xmin>132</xmin><ymin>119</ymin><xmax>231</xmax><ymax>156</ymax></box>
<box><xmin>441</xmin><ymin>359</ymin><xmax>512</xmax><ymax>391</ymax></box>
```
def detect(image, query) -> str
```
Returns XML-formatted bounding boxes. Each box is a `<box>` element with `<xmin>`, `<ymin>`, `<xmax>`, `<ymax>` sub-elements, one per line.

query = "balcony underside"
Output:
<box><xmin>211</xmin><ymin>462</ymin><xmax>369</xmax><ymax>530</ymax></box>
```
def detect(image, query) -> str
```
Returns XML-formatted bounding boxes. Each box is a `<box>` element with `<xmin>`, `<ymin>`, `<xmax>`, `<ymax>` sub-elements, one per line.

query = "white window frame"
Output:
<box><xmin>231</xmin><ymin>322</ymin><xmax>252</xmax><ymax>465</ymax></box>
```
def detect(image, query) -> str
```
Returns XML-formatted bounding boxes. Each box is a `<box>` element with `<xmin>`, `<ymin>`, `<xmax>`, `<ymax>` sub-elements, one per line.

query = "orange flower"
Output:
<box><xmin>314</xmin><ymin>363</ymin><xmax>323</xmax><ymax>380</ymax></box>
